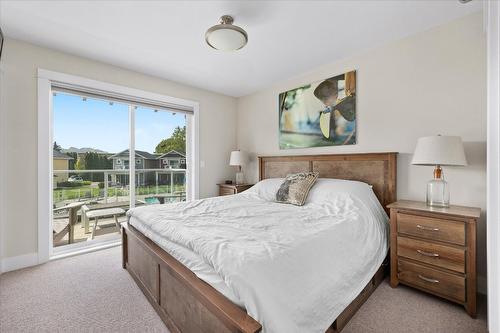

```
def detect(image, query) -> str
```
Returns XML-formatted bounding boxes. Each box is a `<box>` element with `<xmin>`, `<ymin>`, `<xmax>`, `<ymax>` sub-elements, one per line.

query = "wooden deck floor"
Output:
<box><xmin>53</xmin><ymin>216</ymin><xmax>124</xmax><ymax>247</ymax></box>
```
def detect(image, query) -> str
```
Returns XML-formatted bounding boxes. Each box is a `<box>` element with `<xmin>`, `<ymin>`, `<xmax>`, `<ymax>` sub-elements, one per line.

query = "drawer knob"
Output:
<box><xmin>416</xmin><ymin>224</ymin><xmax>440</xmax><ymax>232</ymax></box>
<box><xmin>416</xmin><ymin>249</ymin><xmax>440</xmax><ymax>258</ymax></box>
<box><xmin>418</xmin><ymin>274</ymin><xmax>440</xmax><ymax>284</ymax></box>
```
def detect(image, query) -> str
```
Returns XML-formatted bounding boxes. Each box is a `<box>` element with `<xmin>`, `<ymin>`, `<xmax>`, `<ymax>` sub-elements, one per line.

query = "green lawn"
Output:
<box><xmin>53</xmin><ymin>184</ymin><xmax>186</xmax><ymax>203</ymax></box>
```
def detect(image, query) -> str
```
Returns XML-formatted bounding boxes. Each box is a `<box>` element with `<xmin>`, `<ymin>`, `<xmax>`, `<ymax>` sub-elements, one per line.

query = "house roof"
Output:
<box><xmin>53</xmin><ymin>150</ymin><xmax>74</xmax><ymax>160</ymax></box>
<box><xmin>157</xmin><ymin>150</ymin><xmax>185</xmax><ymax>159</ymax></box>
<box><xmin>108</xmin><ymin>149</ymin><xmax>158</xmax><ymax>160</ymax></box>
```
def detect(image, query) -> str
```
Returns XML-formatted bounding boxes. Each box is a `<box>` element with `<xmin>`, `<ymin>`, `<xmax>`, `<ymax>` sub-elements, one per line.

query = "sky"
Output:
<box><xmin>53</xmin><ymin>92</ymin><xmax>186</xmax><ymax>153</ymax></box>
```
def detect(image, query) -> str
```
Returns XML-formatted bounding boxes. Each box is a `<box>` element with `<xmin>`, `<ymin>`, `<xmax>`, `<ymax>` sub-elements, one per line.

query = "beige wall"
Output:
<box><xmin>236</xmin><ymin>13</ymin><xmax>487</xmax><ymax>290</ymax></box>
<box><xmin>0</xmin><ymin>38</ymin><xmax>237</xmax><ymax>260</ymax></box>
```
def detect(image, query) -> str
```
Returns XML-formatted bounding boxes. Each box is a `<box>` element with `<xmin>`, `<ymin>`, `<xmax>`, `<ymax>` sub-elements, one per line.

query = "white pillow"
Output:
<box><xmin>306</xmin><ymin>178</ymin><xmax>373</xmax><ymax>204</ymax></box>
<box><xmin>250</xmin><ymin>178</ymin><xmax>375</xmax><ymax>205</ymax></box>
<box><xmin>306</xmin><ymin>178</ymin><xmax>388</xmax><ymax>221</ymax></box>
<box><xmin>248</xmin><ymin>178</ymin><xmax>284</xmax><ymax>201</ymax></box>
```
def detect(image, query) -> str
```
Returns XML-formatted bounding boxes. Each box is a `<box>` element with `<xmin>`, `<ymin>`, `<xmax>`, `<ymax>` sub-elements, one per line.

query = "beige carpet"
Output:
<box><xmin>342</xmin><ymin>279</ymin><xmax>487</xmax><ymax>333</ymax></box>
<box><xmin>0</xmin><ymin>246</ymin><xmax>166</xmax><ymax>332</ymax></box>
<box><xmin>0</xmin><ymin>247</ymin><xmax>487</xmax><ymax>333</ymax></box>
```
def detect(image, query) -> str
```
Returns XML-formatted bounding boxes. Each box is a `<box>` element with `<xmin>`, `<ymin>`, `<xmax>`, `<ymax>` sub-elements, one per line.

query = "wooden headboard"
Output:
<box><xmin>259</xmin><ymin>152</ymin><xmax>398</xmax><ymax>211</ymax></box>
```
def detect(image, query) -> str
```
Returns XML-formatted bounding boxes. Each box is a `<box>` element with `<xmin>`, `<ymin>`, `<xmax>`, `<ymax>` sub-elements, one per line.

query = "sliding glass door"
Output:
<box><xmin>134</xmin><ymin>107</ymin><xmax>187</xmax><ymax>205</ymax></box>
<box><xmin>51</xmin><ymin>89</ymin><xmax>188</xmax><ymax>251</ymax></box>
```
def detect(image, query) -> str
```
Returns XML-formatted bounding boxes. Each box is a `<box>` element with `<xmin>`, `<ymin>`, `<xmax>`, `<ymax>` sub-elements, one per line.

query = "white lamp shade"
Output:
<box><xmin>229</xmin><ymin>150</ymin><xmax>247</xmax><ymax>166</ymax></box>
<box><xmin>411</xmin><ymin>135</ymin><xmax>467</xmax><ymax>166</ymax></box>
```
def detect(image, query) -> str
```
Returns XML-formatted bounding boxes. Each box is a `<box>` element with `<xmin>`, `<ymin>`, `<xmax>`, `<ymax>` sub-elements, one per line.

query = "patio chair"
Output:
<box><xmin>52</xmin><ymin>202</ymin><xmax>86</xmax><ymax>245</ymax></box>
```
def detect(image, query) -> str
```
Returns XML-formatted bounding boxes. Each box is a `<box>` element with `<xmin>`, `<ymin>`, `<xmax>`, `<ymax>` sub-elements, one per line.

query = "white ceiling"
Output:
<box><xmin>0</xmin><ymin>1</ymin><xmax>481</xmax><ymax>97</ymax></box>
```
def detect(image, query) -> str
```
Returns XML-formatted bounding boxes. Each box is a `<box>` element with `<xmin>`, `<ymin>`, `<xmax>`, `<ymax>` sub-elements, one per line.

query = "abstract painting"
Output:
<box><xmin>279</xmin><ymin>70</ymin><xmax>356</xmax><ymax>149</ymax></box>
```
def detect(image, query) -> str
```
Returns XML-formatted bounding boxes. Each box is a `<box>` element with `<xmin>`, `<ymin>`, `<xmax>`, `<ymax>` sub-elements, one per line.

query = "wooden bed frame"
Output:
<box><xmin>122</xmin><ymin>152</ymin><xmax>397</xmax><ymax>333</ymax></box>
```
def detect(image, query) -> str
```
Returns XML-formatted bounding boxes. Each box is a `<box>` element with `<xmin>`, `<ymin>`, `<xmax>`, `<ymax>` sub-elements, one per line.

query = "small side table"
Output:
<box><xmin>217</xmin><ymin>183</ymin><xmax>254</xmax><ymax>196</ymax></box>
<box><xmin>387</xmin><ymin>200</ymin><xmax>480</xmax><ymax>317</ymax></box>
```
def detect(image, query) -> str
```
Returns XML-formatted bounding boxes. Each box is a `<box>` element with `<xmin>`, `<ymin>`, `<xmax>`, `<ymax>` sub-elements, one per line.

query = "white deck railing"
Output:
<box><xmin>53</xmin><ymin>168</ymin><xmax>186</xmax><ymax>204</ymax></box>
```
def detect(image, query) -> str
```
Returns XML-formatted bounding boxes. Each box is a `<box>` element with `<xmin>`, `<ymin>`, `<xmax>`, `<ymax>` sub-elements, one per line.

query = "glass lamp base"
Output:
<box><xmin>426</xmin><ymin>178</ymin><xmax>450</xmax><ymax>207</ymax></box>
<box><xmin>235</xmin><ymin>172</ymin><xmax>244</xmax><ymax>185</ymax></box>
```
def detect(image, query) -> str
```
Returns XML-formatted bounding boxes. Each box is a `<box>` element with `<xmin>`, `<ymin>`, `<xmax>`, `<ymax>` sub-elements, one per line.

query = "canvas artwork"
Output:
<box><xmin>279</xmin><ymin>70</ymin><xmax>356</xmax><ymax>149</ymax></box>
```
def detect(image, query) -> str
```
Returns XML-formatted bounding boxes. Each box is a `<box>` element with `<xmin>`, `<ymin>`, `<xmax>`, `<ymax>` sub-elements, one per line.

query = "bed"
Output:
<box><xmin>122</xmin><ymin>152</ymin><xmax>397</xmax><ymax>333</ymax></box>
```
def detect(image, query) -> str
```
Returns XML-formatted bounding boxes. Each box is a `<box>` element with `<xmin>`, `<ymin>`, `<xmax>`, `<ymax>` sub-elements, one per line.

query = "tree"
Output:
<box><xmin>81</xmin><ymin>152</ymin><xmax>113</xmax><ymax>181</ymax></box>
<box><xmin>71</xmin><ymin>152</ymin><xmax>112</xmax><ymax>181</ymax></box>
<box><xmin>155</xmin><ymin>126</ymin><xmax>186</xmax><ymax>154</ymax></box>
<box><xmin>74</xmin><ymin>157</ymin><xmax>85</xmax><ymax>171</ymax></box>
<box><xmin>53</xmin><ymin>141</ymin><xmax>62</xmax><ymax>152</ymax></box>
<box><xmin>67</xmin><ymin>152</ymin><xmax>77</xmax><ymax>170</ymax></box>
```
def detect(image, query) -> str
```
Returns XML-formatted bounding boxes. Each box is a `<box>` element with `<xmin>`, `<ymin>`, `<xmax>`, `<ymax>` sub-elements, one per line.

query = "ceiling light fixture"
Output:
<box><xmin>205</xmin><ymin>15</ymin><xmax>248</xmax><ymax>51</ymax></box>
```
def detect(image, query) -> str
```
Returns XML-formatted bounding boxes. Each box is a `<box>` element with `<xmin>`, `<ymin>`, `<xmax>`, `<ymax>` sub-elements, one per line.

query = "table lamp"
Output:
<box><xmin>411</xmin><ymin>135</ymin><xmax>467</xmax><ymax>207</ymax></box>
<box><xmin>229</xmin><ymin>150</ymin><xmax>247</xmax><ymax>185</ymax></box>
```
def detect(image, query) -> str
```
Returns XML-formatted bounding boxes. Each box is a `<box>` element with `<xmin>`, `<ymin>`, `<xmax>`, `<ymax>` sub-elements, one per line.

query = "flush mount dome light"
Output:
<box><xmin>205</xmin><ymin>15</ymin><xmax>248</xmax><ymax>51</ymax></box>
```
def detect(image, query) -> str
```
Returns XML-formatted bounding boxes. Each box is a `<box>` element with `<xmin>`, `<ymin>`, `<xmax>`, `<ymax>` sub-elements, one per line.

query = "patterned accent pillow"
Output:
<box><xmin>275</xmin><ymin>172</ymin><xmax>319</xmax><ymax>206</ymax></box>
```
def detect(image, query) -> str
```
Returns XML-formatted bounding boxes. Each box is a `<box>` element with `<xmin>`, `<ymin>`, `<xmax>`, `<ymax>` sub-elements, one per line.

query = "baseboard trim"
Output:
<box><xmin>0</xmin><ymin>240</ymin><xmax>122</xmax><ymax>274</ymax></box>
<box><xmin>0</xmin><ymin>252</ymin><xmax>39</xmax><ymax>274</ymax></box>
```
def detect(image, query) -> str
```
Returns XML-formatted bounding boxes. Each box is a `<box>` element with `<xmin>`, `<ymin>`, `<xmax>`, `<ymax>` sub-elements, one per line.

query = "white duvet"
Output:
<box><xmin>128</xmin><ymin>178</ymin><xmax>389</xmax><ymax>333</ymax></box>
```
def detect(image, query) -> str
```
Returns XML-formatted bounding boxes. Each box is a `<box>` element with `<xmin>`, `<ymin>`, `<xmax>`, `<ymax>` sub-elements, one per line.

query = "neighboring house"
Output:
<box><xmin>109</xmin><ymin>149</ymin><xmax>158</xmax><ymax>170</ymax></box>
<box><xmin>107</xmin><ymin>149</ymin><xmax>186</xmax><ymax>187</ymax></box>
<box><xmin>108</xmin><ymin>149</ymin><xmax>159</xmax><ymax>186</ymax></box>
<box><xmin>157</xmin><ymin>150</ymin><xmax>186</xmax><ymax>169</ymax></box>
<box><xmin>53</xmin><ymin>149</ymin><xmax>73</xmax><ymax>184</ymax></box>
<box><xmin>157</xmin><ymin>150</ymin><xmax>186</xmax><ymax>187</ymax></box>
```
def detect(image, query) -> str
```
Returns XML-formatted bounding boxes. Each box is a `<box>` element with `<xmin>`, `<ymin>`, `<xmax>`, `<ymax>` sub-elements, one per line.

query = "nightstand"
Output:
<box><xmin>387</xmin><ymin>200</ymin><xmax>480</xmax><ymax>317</ymax></box>
<box><xmin>217</xmin><ymin>183</ymin><xmax>253</xmax><ymax>196</ymax></box>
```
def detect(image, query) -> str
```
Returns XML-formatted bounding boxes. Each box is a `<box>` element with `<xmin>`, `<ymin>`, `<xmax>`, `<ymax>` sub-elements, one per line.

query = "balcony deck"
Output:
<box><xmin>52</xmin><ymin>193</ymin><xmax>185</xmax><ymax>248</ymax></box>
<box><xmin>53</xmin><ymin>215</ymin><xmax>124</xmax><ymax>247</ymax></box>
<box><xmin>52</xmin><ymin>167</ymin><xmax>186</xmax><ymax>249</ymax></box>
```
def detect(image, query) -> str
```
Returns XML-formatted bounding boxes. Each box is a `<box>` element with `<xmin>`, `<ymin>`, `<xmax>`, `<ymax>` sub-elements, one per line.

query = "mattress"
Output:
<box><xmin>127</xmin><ymin>178</ymin><xmax>389</xmax><ymax>333</ymax></box>
<box><xmin>128</xmin><ymin>214</ymin><xmax>244</xmax><ymax>306</ymax></box>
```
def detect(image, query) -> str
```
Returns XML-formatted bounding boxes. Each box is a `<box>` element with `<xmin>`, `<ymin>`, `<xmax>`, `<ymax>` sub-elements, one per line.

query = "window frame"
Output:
<box><xmin>37</xmin><ymin>69</ymin><xmax>199</xmax><ymax>261</ymax></box>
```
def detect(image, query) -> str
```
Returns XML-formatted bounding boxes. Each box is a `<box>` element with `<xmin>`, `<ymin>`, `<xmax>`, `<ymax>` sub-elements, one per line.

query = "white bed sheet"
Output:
<box><xmin>128</xmin><ymin>214</ymin><xmax>245</xmax><ymax>306</ymax></box>
<box><xmin>128</xmin><ymin>179</ymin><xmax>388</xmax><ymax>333</ymax></box>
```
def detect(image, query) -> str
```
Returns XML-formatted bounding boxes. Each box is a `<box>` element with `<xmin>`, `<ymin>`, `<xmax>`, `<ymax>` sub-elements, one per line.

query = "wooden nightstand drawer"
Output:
<box><xmin>388</xmin><ymin>200</ymin><xmax>480</xmax><ymax>317</ymax></box>
<box><xmin>397</xmin><ymin>236</ymin><xmax>465</xmax><ymax>273</ymax></box>
<box><xmin>219</xmin><ymin>187</ymin><xmax>236</xmax><ymax>196</ymax></box>
<box><xmin>397</xmin><ymin>213</ymin><xmax>465</xmax><ymax>246</ymax></box>
<box><xmin>217</xmin><ymin>184</ymin><xmax>254</xmax><ymax>196</ymax></box>
<box><xmin>398</xmin><ymin>259</ymin><xmax>465</xmax><ymax>303</ymax></box>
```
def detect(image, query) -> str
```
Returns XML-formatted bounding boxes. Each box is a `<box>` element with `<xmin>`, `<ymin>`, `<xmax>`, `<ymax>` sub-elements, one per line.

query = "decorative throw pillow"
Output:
<box><xmin>275</xmin><ymin>172</ymin><xmax>319</xmax><ymax>206</ymax></box>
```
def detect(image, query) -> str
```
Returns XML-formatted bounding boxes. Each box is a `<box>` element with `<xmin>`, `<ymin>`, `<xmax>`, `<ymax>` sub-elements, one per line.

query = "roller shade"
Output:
<box><xmin>51</xmin><ymin>82</ymin><xmax>194</xmax><ymax>114</ymax></box>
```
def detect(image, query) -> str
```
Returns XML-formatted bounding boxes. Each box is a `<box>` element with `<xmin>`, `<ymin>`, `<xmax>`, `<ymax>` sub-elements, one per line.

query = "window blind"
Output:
<box><xmin>51</xmin><ymin>82</ymin><xmax>194</xmax><ymax>114</ymax></box>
